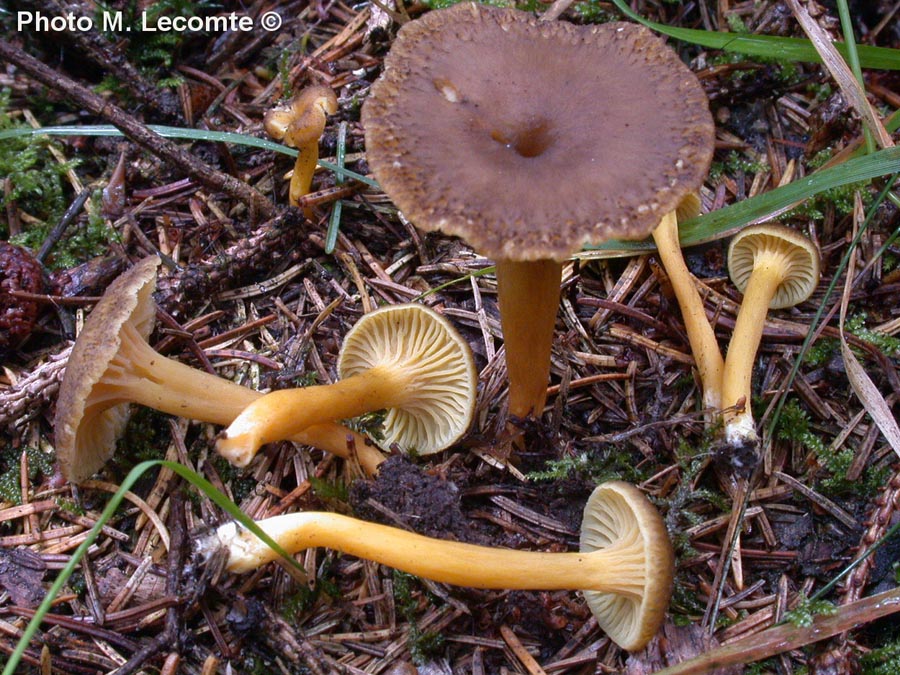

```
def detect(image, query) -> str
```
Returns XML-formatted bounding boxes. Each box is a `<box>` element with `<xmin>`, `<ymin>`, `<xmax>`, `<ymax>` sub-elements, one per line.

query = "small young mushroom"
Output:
<box><xmin>54</xmin><ymin>256</ymin><xmax>384</xmax><ymax>483</ymax></box>
<box><xmin>722</xmin><ymin>224</ymin><xmax>820</xmax><ymax>452</ymax></box>
<box><xmin>362</xmin><ymin>3</ymin><xmax>714</xmax><ymax>425</ymax></box>
<box><xmin>200</xmin><ymin>480</ymin><xmax>674</xmax><ymax>652</ymax></box>
<box><xmin>216</xmin><ymin>303</ymin><xmax>478</xmax><ymax>468</ymax></box>
<box><xmin>264</xmin><ymin>85</ymin><xmax>338</xmax><ymax>217</ymax></box>
<box><xmin>651</xmin><ymin>203</ymin><xmax>724</xmax><ymax>416</ymax></box>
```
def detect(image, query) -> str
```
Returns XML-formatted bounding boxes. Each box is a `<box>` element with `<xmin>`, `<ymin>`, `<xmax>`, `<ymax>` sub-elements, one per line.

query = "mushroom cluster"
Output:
<box><xmin>45</xmin><ymin>1</ymin><xmax>749</xmax><ymax>656</ymax></box>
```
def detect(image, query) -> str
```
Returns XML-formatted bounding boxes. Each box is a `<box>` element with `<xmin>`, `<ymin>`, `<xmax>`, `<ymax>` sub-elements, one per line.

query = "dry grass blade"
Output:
<box><xmin>837</xmin><ymin>195</ymin><xmax>900</xmax><ymax>459</ymax></box>
<box><xmin>654</xmin><ymin>585</ymin><xmax>900</xmax><ymax>674</ymax></box>
<box><xmin>785</xmin><ymin>0</ymin><xmax>894</xmax><ymax>149</ymax></box>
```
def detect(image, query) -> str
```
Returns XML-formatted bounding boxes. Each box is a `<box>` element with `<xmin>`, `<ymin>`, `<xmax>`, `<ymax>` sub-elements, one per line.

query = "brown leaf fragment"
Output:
<box><xmin>0</xmin><ymin>548</ymin><xmax>47</xmax><ymax>608</ymax></box>
<box><xmin>625</xmin><ymin>621</ymin><xmax>744</xmax><ymax>675</ymax></box>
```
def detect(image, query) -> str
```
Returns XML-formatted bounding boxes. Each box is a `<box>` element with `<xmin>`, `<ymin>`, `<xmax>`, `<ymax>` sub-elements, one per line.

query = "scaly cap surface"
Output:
<box><xmin>363</xmin><ymin>2</ymin><xmax>714</xmax><ymax>261</ymax></box>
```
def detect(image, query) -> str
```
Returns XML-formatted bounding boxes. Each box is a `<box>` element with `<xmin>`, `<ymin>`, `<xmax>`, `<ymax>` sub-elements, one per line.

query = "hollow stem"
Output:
<box><xmin>722</xmin><ymin>257</ymin><xmax>785</xmax><ymax>447</ymax></box>
<box><xmin>496</xmin><ymin>259</ymin><xmax>562</xmax><ymax>421</ymax></box>
<box><xmin>101</xmin><ymin>322</ymin><xmax>384</xmax><ymax>474</ymax></box>
<box><xmin>652</xmin><ymin>211</ymin><xmax>724</xmax><ymax>414</ymax></box>
<box><xmin>217</xmin><ymin>365</ymin><xmax>411</xmax><ymax>467</ymax></box>
<box><xmin>212</xmin><ymin>511</ymin><xmax>646</xmax><ymax>599</ymax></box>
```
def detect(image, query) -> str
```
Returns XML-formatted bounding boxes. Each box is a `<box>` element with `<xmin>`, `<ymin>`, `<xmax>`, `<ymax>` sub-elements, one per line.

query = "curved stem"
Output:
<box><xmin>652</xmin><ymin>211</ymin><xmax>724</xmax><ymax>414</ymax></box>
<box><xmin>108</xmin><ymin>323</ymin><xmax>384</xmax><ymax>474</ymax></box>
<box><xmin>722</xmin><ymin>261</ymin><xmax>784</xmax><ymax>447</ymax></box>
<box><xmin>217</xmin><ymin>366</ymin><xmax>408</xmax><ymax>467</ymax></box>
<box><xmin>496</xmin><ymin>259</ymin><xmax>562</xmax><ymax>421</ymax></box>
<box><xmin>214</xmin><ymin>512</ymin><xmax>645</xmax><ymax>598</ymax></box>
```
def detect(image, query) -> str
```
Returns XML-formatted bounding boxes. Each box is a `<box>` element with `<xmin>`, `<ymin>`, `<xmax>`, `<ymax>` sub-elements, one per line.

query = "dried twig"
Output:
<box><xmin>0</xmin><ymin>40</ymin><xmax>275</xmax><ymax>220</ymax></box>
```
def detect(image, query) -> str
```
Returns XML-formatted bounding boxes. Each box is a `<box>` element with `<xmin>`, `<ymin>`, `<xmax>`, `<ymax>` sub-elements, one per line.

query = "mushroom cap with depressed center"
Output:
<box><xmin>580</xmin><ymin>481</ymin><xmax>674</xmax><ymax>652</ymax></box>
<box><xmin>727</xmin><ymin>225</ymin><xmax>820</xmax><ymax>310</ymax></box>
<box><xmin>337</xmin><ymin>304</ymin><xmax>477</xmax><ymax>455</ymax></box>
<box><xmin>54</xmin><ymin>256</ymin><xmax>161</xmax><ymax>483</ymax></box>
<box><xmin>362</xmin><ymin>2</ymin><xmax>714</xmax><ymax>261</ymax></box>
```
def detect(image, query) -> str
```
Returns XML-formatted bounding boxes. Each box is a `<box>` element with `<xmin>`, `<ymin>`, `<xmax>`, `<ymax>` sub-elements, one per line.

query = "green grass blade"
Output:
<box><xmin>3</xmin><ymin>460</ymin><xmax>304</xmax><ymax>675</ymax></box>
<box><xmin>0</xmin><ymin>125</ymin><xmax>379</xmax><ymax>188</ymax></box>
<box><xmin>835</xmin><ymin>0</ymin><xmax>875</xmax><ymax>154</ymax></box>
<box><xmin>326</xmin><ymin>121</ymin><xmax>349</xmax><ymax>254</ymax></box>
<box><xmin>583</xmin><ymin>146</ymin><xmax>900</xmax><ymax>256</ymax></box>
<box><xmin>609</xmin><ymin>0</ymin><xmax>900</xmax><ymax>70</ymax></box>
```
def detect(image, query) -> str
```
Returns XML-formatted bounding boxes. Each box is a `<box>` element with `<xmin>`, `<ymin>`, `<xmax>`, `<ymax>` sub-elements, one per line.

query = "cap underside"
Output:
<box><xmin>337</xmin><ymin>304</ymin><xmax>477</xmax><ymax>454</ymax></box>
<box><xmin>54</xmin><ymin>256</ymin><xmax>161</xmax><ymax>483</ymax></box>
<box><xmin>580</xmin><ymin>481</ymin><xmax>674</xmax><ymax>651</ymax></box>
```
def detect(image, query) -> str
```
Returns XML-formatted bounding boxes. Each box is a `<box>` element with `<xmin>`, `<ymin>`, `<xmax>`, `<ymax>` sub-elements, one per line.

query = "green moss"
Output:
<box><xmin>525</xmin><ymin>443</ymin><xmax>645</xmax><ymax>485</ymax></box>
<box><xmin>345</xmin><ymin>409</ymin><xmax>386</xmax><ymax>444</ymax></box>
<box><xmin>116</xmin><ymin>408</ymin><xmax>172</xmax><ymax>467</ymax></box>
<box><xmin>421</xmin><ymin>0</ymin><xmax>542</xmax><ymax>10</ymax></box>
<box><xmin>709</xmin><ymin>150</ymin><xmax>768</xmax><ymax>183</ymax></box>
<box><xmin>807</xmin><ymin>81</ymin><xmax>833</xmax><ymax>102</ymax></box>
<box><xmin>787</xmin><ymin>155</ymin><xmax>875</xmax><ymax>219</ymax></box>
<box><xmin>394</xmin><ymin>570</ymin><xmax>446</xmax><ymax>664</ymax></box>
<box><xmin>785</xmin><ymin>593</ymin><xmax>837</xmax><ymax>628</ymax></box>
<box><xmin>0</xmin><ymin>92</ymin><xmax>69</xmax><ymax>246</ymax></box>
<box><xmin>209</xmin><ymin>454</ymin><xmax>257</xmax><ymax>504</ymax></box>
<box><xmin>803</xmin><ymin>338</ymin><xmax>838</xmax><ymax>368</ymax></box>
<box><xmin>14</xmin><ymin>190</ymin><xmax>117</xmax><ymax>270</ymax></box>
<box><xmin>862</xmin><ymin>638</ymin><xmax>900</xmax><ymax>675</ymax></box>
<box><xmin>0</xmin><ymin>445</ymin><xmax>55</xmax><ymax>504</ymax></box>
<box><xmin>725</xmin><ymin>13</ymin><xmax>749</xmax><ymax>33</ymax></box>
<box><xmin>281</xmin><ymin>558</ymin><xmax>341</xmax><ymax>622</ymax></box>
<box><xmin>97</xmin><ymin>0</ymin><xmax>217</xmax><ymax>73</ymax></box>
<box><xmin>776</xmin><ymin>399</ymin><xmax>887</xmax><ymax>497</ymax></box>
<box><xmin>0</xmin><ymin>90</ymin><xmax>114</xmax><ymax>268</ymax></box>
<box><xmin>56</xmin><ymin>497</ymin><xmax>86</xmax><ymax>517</ymax></box>
<box><xmin>309</xmin><ymin>476</ymin><xmax>349</xmax><ymax>503</ymax></box>
<box><xmin>571</xmin><ymin>0</ymin><xmax>619</xmax><ymax>22</ymax></box>
<box><xmin>846</xmin><ymin>313</ymin><xmax>900</xmax><ymax>358</ymax></box>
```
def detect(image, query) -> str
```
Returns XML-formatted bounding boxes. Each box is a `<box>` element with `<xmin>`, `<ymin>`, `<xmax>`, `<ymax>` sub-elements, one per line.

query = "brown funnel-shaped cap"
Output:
<box><xmin>362</xmin><ymin>2</ymin><xmax>714</xmax><ymax>261</ymax></box>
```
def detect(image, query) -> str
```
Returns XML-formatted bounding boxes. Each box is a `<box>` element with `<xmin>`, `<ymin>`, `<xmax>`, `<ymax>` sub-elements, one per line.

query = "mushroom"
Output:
<box><xmin>722</xmin><ymin>225</ymin><xmax>820</xmax><ymax>452</ymax></box>
<box><xmin>264</xmin><ymin>85</ymin><xmax>338</xmax><ymax>217</ymax></box>
<box><xmin>216</xmin><ymin>303</ymin><xmax>478</xmax><ymax>468</ymax></box>
<box><xmin>361</xmin><ymin>3</ymin><xmax>714</xmax><ymax>425</ymax></box>
<box><xmin>200</xmin><ymin>480</ymin><xmax>674</xmax><ymax>652</ymax></box>
<box><xmin>651</xmin><ymin>197</ymin><xmax>724</xmax><ymax>415</ymax></box>
<box><xmin>54</xmin><ymin>256</ymin><xmax>385</xmax><ymax>483</ymax></box>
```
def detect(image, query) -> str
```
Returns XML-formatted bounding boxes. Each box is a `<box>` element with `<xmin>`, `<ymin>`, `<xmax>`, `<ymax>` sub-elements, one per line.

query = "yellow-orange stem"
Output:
<box><xmin>496</xmin><ymin>259</ymin><xmax>562</xmax><ymax>421</ymax></box>
<box><xmin>652</xmin><ymin>211</ymin><xmax>724</xmax><ymax>413</ymax></box>
<box><xmin>722</xmin><ymin>260</ymin><xmax>784</xmax><ymax>446</ymax></box>
<box><xmin>289</xmin><ymin>142</ymin><xmax>319</xmax><ymax>219</ymax></box>
<box><xmin>217</xmin><ymin>512</ymin><xmax>645</xmax><ymax>599</ymax></box>
<box><xmin>217</xmin><ymin>365</ymin><xmax>408</xmax><ymax>467</ymax></box>
<box><xmin>110</xmin><ymin>323</ymin><xmax>383</xmax><ymax>474</ymax></box>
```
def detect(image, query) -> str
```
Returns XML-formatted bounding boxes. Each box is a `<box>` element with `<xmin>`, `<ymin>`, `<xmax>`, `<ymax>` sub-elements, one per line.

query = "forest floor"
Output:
<box><xmin>1</xmin><ymin>0</ymin><xmax>899</xmax><ymax>673</ymax></box>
